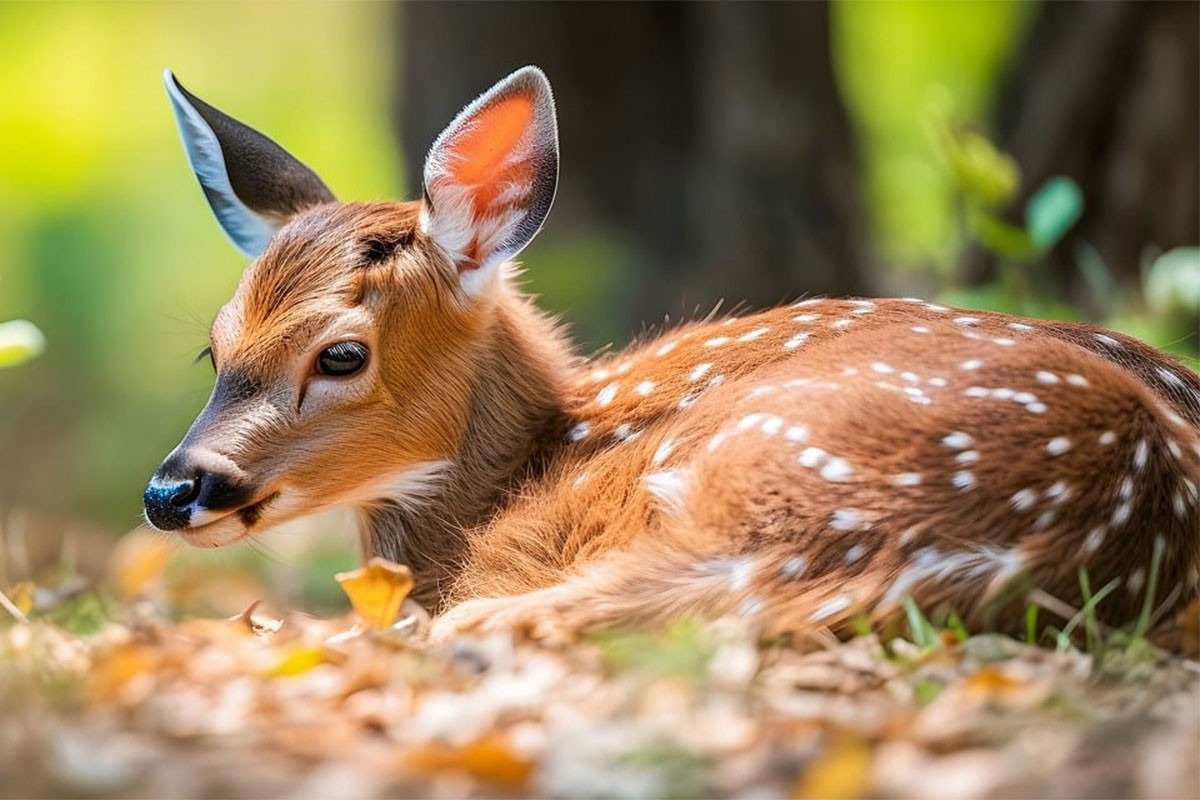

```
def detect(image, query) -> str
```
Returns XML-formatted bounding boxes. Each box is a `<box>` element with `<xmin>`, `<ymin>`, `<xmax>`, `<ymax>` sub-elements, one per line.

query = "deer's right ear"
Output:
<box><xmin>420</xmin><ymin>66</ymin><xmax>559</xmax><ymax>295</ymax></box>
<box><xmin>163</xmin><ymin>70</ymin><xmax>336</xmax><ymax>258</ymax></box>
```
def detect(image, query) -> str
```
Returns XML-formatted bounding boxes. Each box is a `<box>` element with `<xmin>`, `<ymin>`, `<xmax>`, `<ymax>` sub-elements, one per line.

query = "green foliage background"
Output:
<box><xmin>0</xmin><ymin>1</ymin><xmax>1193</xmax><ymax>533</ymax></box>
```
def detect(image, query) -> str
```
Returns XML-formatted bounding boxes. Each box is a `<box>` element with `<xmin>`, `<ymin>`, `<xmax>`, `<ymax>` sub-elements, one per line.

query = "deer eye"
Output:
<box><xmin>315</xmin><ymin>342</ymin><xmax>368</xmax><ymax>377</ymax></box>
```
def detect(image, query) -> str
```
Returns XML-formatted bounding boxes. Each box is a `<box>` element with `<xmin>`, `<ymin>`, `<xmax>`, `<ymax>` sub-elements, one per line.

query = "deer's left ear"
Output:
<box><xmin>164</xmin><ymin>70</ymin><xmax>336</xmax><ymax>258</ymax></box>
<box><xmin>420</xmin><ymin>66</ymin><xmax>559</xmax><ymax>293</ymax></box>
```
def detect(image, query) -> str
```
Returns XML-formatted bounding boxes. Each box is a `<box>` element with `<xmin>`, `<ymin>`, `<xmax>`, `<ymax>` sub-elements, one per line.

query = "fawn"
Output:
<box><xmin>145</xmin><ymin>67</ymin><xmax>1200</xmax><ymax>640</ymax></box>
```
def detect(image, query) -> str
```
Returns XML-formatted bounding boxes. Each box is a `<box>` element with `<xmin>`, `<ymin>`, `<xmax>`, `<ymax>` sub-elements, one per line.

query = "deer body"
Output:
<box><xmin>147</xmin><ymin>68</ymin><xmax>1200</xmax><ymax>640</ymax></box>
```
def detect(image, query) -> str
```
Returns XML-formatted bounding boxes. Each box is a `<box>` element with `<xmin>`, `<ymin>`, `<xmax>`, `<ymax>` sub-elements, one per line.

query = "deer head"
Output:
<box><xmin>144</xmin><ymin>68</ymin><xmax>560</xmax><ymax>547</ymax></box>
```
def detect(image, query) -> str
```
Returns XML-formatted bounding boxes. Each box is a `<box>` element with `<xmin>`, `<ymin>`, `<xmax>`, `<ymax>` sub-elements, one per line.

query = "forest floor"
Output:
<box><xmin>1</xmin><ymin>526</ymin><xmax>1198</xmax><ymax>799</ymax></box>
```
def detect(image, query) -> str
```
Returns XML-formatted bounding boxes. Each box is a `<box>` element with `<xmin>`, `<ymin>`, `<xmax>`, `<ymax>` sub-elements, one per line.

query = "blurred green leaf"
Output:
<box><xmin>951</xmin><ymin>131</ymin><xmax>1021</xmax><ymax>208</ymax></box>
<box><xmin>1144</xmin><ymin>247</ymin><xmax>1200</xmax><ymax>315</ymax></box>
<box><xmin>1026</xmin><ymin>176</ymin><xmax>1083</xmax><ymax>252</ymax></box>
<box><xmin>0</xmin><ymin>319</ymin><xmax>45</xmax><ymax>368</ymax></box>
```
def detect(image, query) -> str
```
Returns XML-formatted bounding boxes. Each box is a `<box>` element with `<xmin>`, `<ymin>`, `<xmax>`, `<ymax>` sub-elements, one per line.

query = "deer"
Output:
<box><xmin>144</xmin><ymin>66</ymin><xmax>1200</xmax><ymax>643</ymax></box>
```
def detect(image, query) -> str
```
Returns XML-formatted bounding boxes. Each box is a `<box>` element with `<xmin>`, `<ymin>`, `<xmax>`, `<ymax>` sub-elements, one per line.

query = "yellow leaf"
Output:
<box><xmin>107</xmin><ymin>529</ymin><xmax>175</xmax><ymax>597</ymax></box>
<box><xmin>793</xmin><ymin>732</ymin><xmax>872</xmax><ymax>800</ymax></box>
<box><xmin>6</xmin><ymin>581</ymin><xmax>34</xmax><ymax>615</ymax></box>
<box><xmin>335</xmin><ymin>557</ymin><xmax>413</xmax><ymax>630</ymax></box>
<box><xmin>269</xmin><ymin>646</ymin><xmax>326</xmax><ymax>677</ymax></box>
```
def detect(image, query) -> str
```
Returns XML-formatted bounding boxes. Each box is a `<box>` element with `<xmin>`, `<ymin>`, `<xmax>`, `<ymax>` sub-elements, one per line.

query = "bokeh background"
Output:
<box><xmin>1</xmin><ymin>1</ymin><xmax>1196</xmax><ymax>582</ymax></box>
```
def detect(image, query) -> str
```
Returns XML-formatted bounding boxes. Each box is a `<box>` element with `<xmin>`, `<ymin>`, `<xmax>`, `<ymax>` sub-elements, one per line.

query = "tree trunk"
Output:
<box><xmin>985</xmin><ymin>0</ymin><xmax>1199</xmax><ymax>310</ymax></box>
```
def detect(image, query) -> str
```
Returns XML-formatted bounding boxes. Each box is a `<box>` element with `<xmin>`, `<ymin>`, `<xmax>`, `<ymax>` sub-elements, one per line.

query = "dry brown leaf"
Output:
<box><xmin>793</xmin><ymin>731</ymin><xmax>873</xmax><ymax>800</ymax></box>
<box><xmin>335</xmin><ymin>558</ymin><xmax>413</xmax><ymax>630</ymax></box>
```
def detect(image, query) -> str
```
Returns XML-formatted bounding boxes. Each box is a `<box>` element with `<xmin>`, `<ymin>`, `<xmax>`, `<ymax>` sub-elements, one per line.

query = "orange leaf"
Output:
<box><xmin>107</xmin><ymin>529</ymin><xmax>175</xmax><ymax>597</ymax></box>
<box><xmin>89</xmin><ymin>643</ymin><xmax>157</xmax><ymax>703</ymax></box>
<box><xmin>335</xmin><ymin>557</ymin><xmax>413</xmax><ymax>630</ymax></box>
<box><xmin>404</xmin><ymin>735</ymin><xmax>534</xmax><ymax>788</ymax></box>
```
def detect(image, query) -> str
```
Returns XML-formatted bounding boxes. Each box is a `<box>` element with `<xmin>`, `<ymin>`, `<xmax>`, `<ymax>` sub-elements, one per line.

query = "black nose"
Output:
<box><xmin>143</xmin><ymin>461</ymin><xmax>253</xmax><ymax>531</ymax></box>
<box><xmin>143</xmin><ymin>478</ymin><xmax>199</xmax><ymax>530</ymax></box>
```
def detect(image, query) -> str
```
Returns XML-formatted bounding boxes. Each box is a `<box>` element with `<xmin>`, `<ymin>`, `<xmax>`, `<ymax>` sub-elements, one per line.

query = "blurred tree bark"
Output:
<box><xmin>397</xmin><ymin>1</ymin><xmax>869</xmax><ymax>344</ymax></box>
<box><xmin>983</xmin><ymin>0</ymin><xmax>1199</xmax><ymax>309</ymax></box>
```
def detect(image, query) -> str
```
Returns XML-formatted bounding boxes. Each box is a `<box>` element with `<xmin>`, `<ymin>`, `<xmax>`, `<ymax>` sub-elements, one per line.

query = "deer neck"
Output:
<box><xmin>359</xmin><ymin>291</ymin><xmax>576</xmax><ymax>606</ymax></box>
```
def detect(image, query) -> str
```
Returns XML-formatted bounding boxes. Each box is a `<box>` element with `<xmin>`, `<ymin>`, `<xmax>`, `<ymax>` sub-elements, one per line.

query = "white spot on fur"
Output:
<box><xmin>644</xmin><ymin>468</ymin><xmax>693</xmax><ymax>516</ymax></box>
<box><xmin>655</xmin><ymin>341</ymin><xmax>677</xmax><ymax>357</ymax></box>
<box><xmin>892</xmin><ymin>472</ymin><xmax>923</xmax><ymax>487</ymax></box>
<box><xmin>953</xmin><ymin>471</ymin><xmax>977</xmax><ymax>491</ymax></box>
<box><xmin>1157</xmin><ymin>367</ymin><xmax>1185</xmax><ymax>388</ymax></box>
<box><xmin>1082</xmin><ymin>526</ymin><xmax>1106</xmax><ymax>556</ymax></box>
<box><xmin>872</xmin><ymin>362</ymin><xmax>894</xmax><ymax>374</ymax></box>
<box><xmin>960</xmin><ymin>359</ymin><xmax>983</xmax><ymax>371</ymax></box>
<box><xmin>1133</xmin><ymin>439</ymin><xmax>1149</xmax><ymax>471</ymax></box>
<box><xmin>1066</xmin><ymin>373</ymin><xmax>1089</xmax><ymax>387</ymax></box>
<box><xmin>1036</xmin><ymin>371</ymin><xmax>1059</xmax><ymax>384</ymax></box>
<box><xmin>831</xmin><ymin>319</ymin><xmax>853</xmax><ymax>330</ymax></box>
<box><xmin>992</xmin><ymin>337</ymin><xmax>1015</xmax><ymax>346</ymax></box>
<box><xmin>1046</xmin><ymin>437</ymin><xmax>1071</xmax><ymax>457</ymax></box>
<box><xmin>809</xmin><ymin>595</ymin><xmax>854</xmax><ymax>623</ymax></box>
<box><xmin>793</xmin><ymin>314</ymin><xmax>820</xmax><ymax>323</ymax></box>
<box><xmin>784</xmin><ymin>333</ymin><xmax>811</xmax><ymax>349</ymax></box>
<box><xmin>738</xmin><ymin>327</ymin><xmax>770</xmax><ymax>342</ymax></box>
<box><xmin>928</xmin><ymin>377</ymin><xmax>948</xmax><ymax>387</ymax></box>
<box><xmin>567</xmin><ymin>422</ymin><xmax>591</xmax><ymax>442</ymax></box>
<box><xmin>1112</xmin><ymin>501</ymin><xmax>1132</xmax><ymax>527</ymax></box>
<box><xmin>690</xmin><ymin>363</ymin><xmax>712</xmax><ymax>381</ymax></box>
<box><xmin>964</xmin><ymin>386</ymin><xmax>990</xmax><ymax>398</ymax></box>
<box><xmin>595</xmin><ymin>384</ymin><xmax>618</xmax><ymax>406</ymax></box>
<box><xmin>1026</xmin><ymin>402</ymin><xmax>1048</xmax><ymax>414</ymax></box>
<box><xmin>954</xmin><ymin>316</ymin><xmax>980</xmax><ymax>326</ymax></box>
<box><xmin>614</xmin><ymin>424</ymin><xmax>641</xmax><ymax>442</ymax></box>
<box><xmin>1094</xmin><ymin>333</ymin><xmax>1120</xmax><ymax>348</ymax></box>
<box><xmin>1128</xmin><ymin>567</ymin><xmax>1145</xmax><ymax>596</ymax></box>
<box><xmin>830</xmin><ymin>508</ymin><xmax>864</xmax><ymax>530</ymax></box>
<box><xmin>786</xmin><ymin>425</ymin><xmax>809</xmax><ymax>442</ymax></box>
<box><xmin>821</xmin><ymin>457</ymin><xmax>854</xmax><ymax>483</ymax></box>
<box><xmin>943</xmin><ymin>431</ymin><xmax>974</xmax><ymax>450</ymax></box>
<box><xmin>761</xmin><ymin>416</ymin><xmax>784</xmax><ymax>436</ymax></box>
<box><xmin>704</xmin><ymin>337</ymin><xmax>730</xmax><ymax>347</ymax></box>
<box><xmin>956</xmin><ymin>450</ymin><xmax>980</xmax><ymax>464</ymax></box>
<box><xmin>707</xmin><ymin>432</ymin><xmax>728</xmax><ymax>452</ymax></box>
<box><xmin>1099</xmin><ymin>431</ymin><xmax>1117</xmax><ymax>446</ymax></box>
<box><xmin>633</xmin><ymin>380</ymin><xmax>655</xmax><ymax>396</ymax></box>
<box><xmin>845</xmin><ymin>545</ymin><xmax>866</xmax><ymax>563</ymax></box>
<box><xmin>1011</xmin><ymin>488</ymin><xmax>1038</xmax><ymax>512</ymax></box>
<box><xmin>911</xmin><ymin>326</ymin><xmax>931</xmax><ymax>334</ymax></box>
<box><xmin>781</xmin><ymin>556</ymin><xmax>808</xmax><ymax>578</ymax></box>
<box><xmin>1008</xmin><ymin>322</ymin><xmax>1034</xmax><ymax>332</ymax></box>
<box><xmin>799</xmin><ymin>447</ymin><xmax>827</xmax><ymax>468</ymax></box>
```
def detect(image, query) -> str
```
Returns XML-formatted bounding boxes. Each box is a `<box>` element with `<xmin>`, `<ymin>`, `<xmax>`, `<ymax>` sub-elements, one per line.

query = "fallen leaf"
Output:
<box><xmin>89</xmin><ymin>643</ymin><xmax>157</xmax><ymax>703</ymax></box>
<box><xmin>403</xmin><ymin>735</ymin><xmax>534</xmax><ymax>788</ymax></box>
<box><xmin>6</xmin><ymin>581</ymin><xmax>35</xmax><ymax>615</ymax></box>
<box><xmin>269</xmin><ymin>646</ymin><xmax>326</xmax><ymax>677</ymax></box>
<box><xmin>335</xmin><ymin>558</ymin><xmax>413</xmax><ymax>630</ymax></box>
<box><xmin>793</xmin><ymin>731</ymin><xmax>872</xmax><ymax>800</ymax></box>
<box><xmin>107</xmin><ymin>530</ymin><xmax>175</xmax><ymax>597</ymax></box>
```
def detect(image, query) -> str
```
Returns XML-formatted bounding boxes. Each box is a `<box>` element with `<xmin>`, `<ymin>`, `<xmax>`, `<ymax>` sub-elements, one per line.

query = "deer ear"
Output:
<box><xmin>420</xmin><ymin>66</ymin><xmax>559</xmax><ymax>293</ymax></box>
<box><xmin>163</xmin><ymin>70</ymin><xmax>336</xmax><ymax>258</ymax></box>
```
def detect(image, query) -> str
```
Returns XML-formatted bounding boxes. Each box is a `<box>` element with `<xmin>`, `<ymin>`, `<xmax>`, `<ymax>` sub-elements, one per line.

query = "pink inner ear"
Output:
<box><xmin>448</xmin><ymin>94</ymin><xmax>535</xmax><ymax>218</ymax></box>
